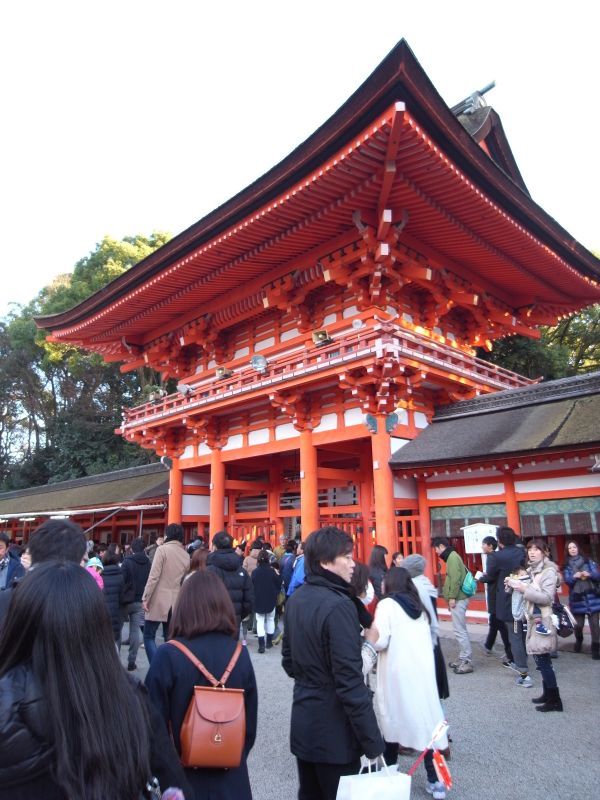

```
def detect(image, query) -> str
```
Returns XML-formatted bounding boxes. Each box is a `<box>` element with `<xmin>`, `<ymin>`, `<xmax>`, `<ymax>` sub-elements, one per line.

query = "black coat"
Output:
<box><xmin>121</xmin><ymin>551</ymin><xmax>151</xmax><ymax>604</ymax></box>
<box><xmin>0</xmin><ymin>663</ymin><xmax>190</xmax><ymax>800</ymax></box>
<box><xmin>484</xmin><ymin>545</ymin><xmax>526</xmax><ymax>622</ymax></box>
<box><xmin>207</xmin><ymin>549</ymin><xmax>254</xmax><ymax>624</ymax></box>
<box><xmin>480</xmin><ymin>550</ymin><xmax>499</xmax><ymax>614</ymax></box>
<box><xmin>101</xmin><ymin>564</ymin><xmax>125</xmax><ymax>640</ymax></box>
<box><xmin>282</xmin><ymin>573</ymin><xmax>384</xmax><ymax>764</ymax></box>
<box><xmin>145</xmin><ymin>631</ymin><xmax>258</xmax><ymax>800</ymax></box>
<box><xmin>251</xmin><ymin>563</ymin><xmax>282</xmax><ymax>613</ymax></box>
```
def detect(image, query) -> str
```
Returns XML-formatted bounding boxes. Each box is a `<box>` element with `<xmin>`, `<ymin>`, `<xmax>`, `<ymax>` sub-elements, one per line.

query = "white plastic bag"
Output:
<box><xmin>336</xmin><ymin>760</ymin><xmax>411</xmax><ymax>800</ymax></box>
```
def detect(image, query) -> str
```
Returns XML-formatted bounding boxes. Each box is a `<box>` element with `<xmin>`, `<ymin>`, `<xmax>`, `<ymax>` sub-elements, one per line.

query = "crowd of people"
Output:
<box><xmin>0</xmin><ymin>522</ymin><xmax>598</xmax><ymax>799</ymax></box>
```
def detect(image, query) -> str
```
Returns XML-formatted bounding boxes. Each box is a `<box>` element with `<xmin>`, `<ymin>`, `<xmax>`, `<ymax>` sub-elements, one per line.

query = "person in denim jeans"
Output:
<box><xmin>433</xmin><ymin>537</ymin><xmax>473</xmax><ymax>674</ymax></box>
<box><xmin>121</xmin><ymin>537</ymin><xmax>151</xmax><ymax>671</ymax></box>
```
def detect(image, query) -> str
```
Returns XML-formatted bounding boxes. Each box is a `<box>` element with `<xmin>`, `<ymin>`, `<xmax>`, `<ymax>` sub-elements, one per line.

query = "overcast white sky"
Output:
<box><xmin>1</xmin><ymin>1</ymin><xmax>598</xmax><ymax>319</ymax></box>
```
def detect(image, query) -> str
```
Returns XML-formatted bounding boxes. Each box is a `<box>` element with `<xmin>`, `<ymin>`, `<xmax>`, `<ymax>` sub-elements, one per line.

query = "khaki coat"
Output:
<box><xmin>142</xmin><ymin>540</ymin><xmax>189</xmax><ymax>622</ymax></box>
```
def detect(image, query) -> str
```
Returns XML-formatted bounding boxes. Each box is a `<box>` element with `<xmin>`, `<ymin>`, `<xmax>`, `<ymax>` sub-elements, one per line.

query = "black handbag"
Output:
<box><xmin>552</xmin><ymin>600</ymin><xmax>576</xmax><ymax>638</ymax></box>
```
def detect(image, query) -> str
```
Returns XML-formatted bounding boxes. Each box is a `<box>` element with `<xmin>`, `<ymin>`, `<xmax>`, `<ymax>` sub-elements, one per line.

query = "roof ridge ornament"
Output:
<box><xmin>451</xmin><ymin>81</ymin><xmax>496</xmax><ymax>117</ymax></box>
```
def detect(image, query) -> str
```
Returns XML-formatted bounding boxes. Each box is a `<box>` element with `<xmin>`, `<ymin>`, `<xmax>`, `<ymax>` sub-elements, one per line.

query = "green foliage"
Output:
<box><xmin>0</xmin><ymin>233</ymin><xmax>170</xmax><ymax>490</ymax></box>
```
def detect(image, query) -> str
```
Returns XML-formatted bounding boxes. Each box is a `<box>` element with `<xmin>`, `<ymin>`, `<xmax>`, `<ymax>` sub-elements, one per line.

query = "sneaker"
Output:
<box><xmin>535</xmin><ymin>622</ymin><xmax>551</xmax><ymax>635</ymax></box>
<box><xmin>515</xmin><ymin>674</ymin><xmax>533</xmax><ymax>688</ymax></box>
<box><xmin>502</xmin><ymin>659</ymin><xmax>519</xmax><ymax>672</ymax></box>
<box><xmin>127</xmin><ymin>663</ymin><xmax>137</xmax><ymax>671</ymax></box>
<box><xmin>479</xmin><ymin>643</ymin><xmax>494</xmax><ymax>656</ymax></box>
<box><xmin>272</xmin><ymin>630</ymin><xmax>283</xmax><ymax>645</ymax></box>
<box><xmin>426</xmin><ymin>780</ymin><xmax>447</xmax><ymax>799</ymax></box>
<box><xmin>448</xmin><ymin>660</ymin><xmax>461</xmax><ymax>669</ymax></box>
<box><xmin>453</xmin><ymin>660</ymin><xmax>474</xmax><ymax>674</ymax></box>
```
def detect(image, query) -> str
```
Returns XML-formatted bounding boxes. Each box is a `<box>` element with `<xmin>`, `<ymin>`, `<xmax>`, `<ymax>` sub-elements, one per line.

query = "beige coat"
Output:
<box><xmin>523</xmin><ymin>559</ymin><xmax>559</xmax><ymax>655</ymax></box>
<box><xmin>142</xmin><ymin>540</ymin><xmax>189</xmax><ymax>622</ymax></box>
<box><xmin>242</xmin><ymin>548</ymin><xmax>261</xmax><ymax>576</ymax></box>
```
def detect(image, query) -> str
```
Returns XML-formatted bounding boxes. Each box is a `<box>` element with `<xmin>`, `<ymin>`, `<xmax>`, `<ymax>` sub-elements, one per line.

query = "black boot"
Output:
<box><xmin>258</xmin><ymin>637</ymin><xmax>265</xmax><ymax>653</ymax></box>
<box><xmin>531</xmin><ymin>681</ymin><xmax>547</xmax><ymax>704</ymax></box>
<box><xmin>536</xmin><ymin>687</ymin><xmax>563</xmax><ymax>712</ymax></box>
<box><xmin>574</xmin><ymin>633</ymin><xmax>583</xmax><ymax>653</ymax></box>
<box><xmin>592</xmin><ymin>642</ymin><xmax>600</xmax><ymax>661</ymax></box>
<box><xmin>266</xmin><ymin>633</ymin><xmax>273</xmax><ymax>649</ymax></box>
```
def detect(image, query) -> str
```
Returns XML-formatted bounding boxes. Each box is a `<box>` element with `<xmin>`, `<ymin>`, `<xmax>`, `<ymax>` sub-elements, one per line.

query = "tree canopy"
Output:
<box><xmin>0</xmin><ymin>233</ymin><xmax>170</xmax><ymax>490</ymax></box>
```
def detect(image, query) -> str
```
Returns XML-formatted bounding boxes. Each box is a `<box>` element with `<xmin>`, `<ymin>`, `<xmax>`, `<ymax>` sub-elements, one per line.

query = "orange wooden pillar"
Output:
<box><xmin>417</xmin><ymin>477</ymin><xmax>434</xmax><ymax>580</ymax></box>
<box><xmin>503</xmin><ymin>470</ymin><xmax>520</xmax><ymax>532</ymax></box>
<box><xmin>269</xmin><ymin>461</ymin><xmax>284</xmax><ymax>539</ymax></box>
<box><xmin>370</xmin><ymin>415</ymin><xmax>397</xmax><ymax>557</ymax></box>
<box><xmin>209</xmin><ymin>447</ymin><xmax>225</xmax><ymax>534</ymax></box>
<box><xmin>360</xmin><ymin>446</ymin><xmax>374</xmax><ymax>562</ymax></box>
<box><xmin>167</xmin><ymin>459</ymin><xmax>183</xmax><ymax>524</ymax></box>
<box><xmin>299</xmin><ymin>428</ymin><xmax>319</xmax><ymax>536</ymax></box>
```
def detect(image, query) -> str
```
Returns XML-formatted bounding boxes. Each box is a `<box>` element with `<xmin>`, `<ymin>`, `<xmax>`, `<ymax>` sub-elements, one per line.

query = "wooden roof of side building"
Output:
<box><xmin>389</xmin><ymin>371</ymin><xmax>600</xmax><ymax>468</ymax></box>
<box><xmin>37</xmin><ymin>38</ymin><xmax>600</xmax><ymax>335</ymax></box>
<box><xmin>0</xmin><ymin>462</ymin><xmax>168</xmax><ymax>517</ymax></box>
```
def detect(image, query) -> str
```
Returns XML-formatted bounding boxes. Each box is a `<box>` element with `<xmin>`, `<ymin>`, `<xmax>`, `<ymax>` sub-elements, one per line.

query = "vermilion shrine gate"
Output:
<box><xmin>37</xmin><ymin>41</ymin><xmax>600</xmax><ymax>574</ymax></box>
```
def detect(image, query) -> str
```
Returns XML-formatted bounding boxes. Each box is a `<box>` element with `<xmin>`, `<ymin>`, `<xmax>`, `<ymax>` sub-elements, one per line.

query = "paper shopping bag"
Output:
<box><xmin>336</xmin><ymin>768</ymin><xmax>411</xmax><ymax>800</ymax></box>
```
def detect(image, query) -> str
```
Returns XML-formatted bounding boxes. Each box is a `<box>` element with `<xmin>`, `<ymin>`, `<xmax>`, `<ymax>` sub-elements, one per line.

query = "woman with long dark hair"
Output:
<box><xmin>0</xmin><ymin>561</ymin><xmax>188</xmax><ymax>800</ymax></box>
<box><xmin>368</xmin><ymin>544</ymin><xmax>388</xmax><ymax>599</ymax></box>
<box><xmin>562</xmin><ymin>540</ymin><xmax>600</xmax><ymax>659</ymax></box>
<box><xmin>145</xmin><ymin>570</ymin><xmax>258</xmax><ymax>800</ymax></box>
<box><xmin>366</xmin><ymin>566</ymin><xmax>449</xmax><ymax>800</ymax></box>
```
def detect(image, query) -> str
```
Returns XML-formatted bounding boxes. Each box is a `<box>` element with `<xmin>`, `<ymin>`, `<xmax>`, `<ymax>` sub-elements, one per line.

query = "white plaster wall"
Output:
<box><xmin>414</xmin><ymin>412</ymin><xmax>429</xmax><ymax>429</ymax></box>
<box><xmin>255</xmin><ymin>336</ymin><xmax>275</xmax><ymax>352</ymax></box>
<box><xmin>515</xmin><ymin>474</ymin><xmax>600</xmax><ymax>494</ymax></box>
<box><xmin>393</xmin><ymin>475</ymin><xmax>418</xmax><ymax>499</ymax></box>
<box><xmin>391</xmin><ymin>437</ymin><xmax>410</xmax><ymax>455</ymax></box>
<box><xmin>223</xmin><ymin>433</ymin><xmax>244</xmax><ymax>451</ymax></box>
<box><xmin>198</xmin><ymin>443</ymin><xmax>211</xmax><ymax>456</ymax></box>
<box><xmin>280</xmin><ymin>327</ymin><xmax>299</xmax><ymax>342</ymax></box>
<box><xmin>323</xmin><ymin>313</ymin><xmax>337</xmax><ymax>325</ymax></box>
<box><xmin>427</xmin><ymin>483</ymin><xmax>505</xmax><ymax>500</ymax></box>
<box><xmin>342</xmin><ymin>305</ymin><xmax>359</xmax><ymax>318</ymax></box>
<box><xmin>275</xmin><ymin>423</ymin><xmax>299</xmax><ymax>440</ymax></box>
<box><xmin>182</xmin><ymin>495</ymin><xmax>211</xmax><ymax>516</ymax></box>
<box><xmin>181</xmin><ymin>445</ymin><xmax>195</xmax><ymax>459</ymax></box>
<box><xmin>248</xmin><ymin>427</ymin><xmax>269</xmax><ymax>446</ymax></box>
<box><xmin>183</xmin><ymin>473</ymin><xmax>210</xmax><ymax>486</ymax></box>
<box><xmin>344</xmin><ymin>407</ymin><xmax>363</xmax><ymax>427</ymax></box>
<box><xmin>313</xmin><ymin>413</ymin><xmax>337</xmax><ymax>433</ymax></box>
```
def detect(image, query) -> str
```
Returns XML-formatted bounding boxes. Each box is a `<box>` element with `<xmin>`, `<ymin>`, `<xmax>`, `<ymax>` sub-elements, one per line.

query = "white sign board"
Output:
<box><xmin>461</xmin><ymin>523</ymin><xmax>498</xmax><ymax>554</ymax></box>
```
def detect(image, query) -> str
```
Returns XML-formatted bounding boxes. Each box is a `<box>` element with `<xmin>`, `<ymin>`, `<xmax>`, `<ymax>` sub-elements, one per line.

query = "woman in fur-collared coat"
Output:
<box><xmin>506</xmin><ymin>538</ymin><xmax>563</xmax><ymax>712</ymax></box>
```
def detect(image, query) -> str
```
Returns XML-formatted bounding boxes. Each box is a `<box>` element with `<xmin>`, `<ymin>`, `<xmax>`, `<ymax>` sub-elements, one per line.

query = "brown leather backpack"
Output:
<box><xmin>167</xmin><ymin>640</ymin><xmax>245</xmax><ymax>769</ymax></box>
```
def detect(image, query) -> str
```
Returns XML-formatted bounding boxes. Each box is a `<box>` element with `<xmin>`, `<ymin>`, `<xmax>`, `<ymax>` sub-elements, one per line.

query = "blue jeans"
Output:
<box><xmin>122</xmin><ymin>602</ymin><xmax>144</xmax><ymax>666</ymax></box>
<box><xmin>143</xmin><ymin>619</ymin><xmax>161</xmax><ymax>664</ymax></box>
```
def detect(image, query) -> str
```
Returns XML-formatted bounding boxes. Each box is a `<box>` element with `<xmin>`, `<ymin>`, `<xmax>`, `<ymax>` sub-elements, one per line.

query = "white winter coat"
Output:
<box><xmin>373</xmin><ymin>597</ymin><xmax>448</xmax><ymax>751</ymax></box>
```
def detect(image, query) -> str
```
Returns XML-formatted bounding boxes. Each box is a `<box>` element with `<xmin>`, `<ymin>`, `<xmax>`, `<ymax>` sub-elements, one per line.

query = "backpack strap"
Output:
<box><xmin>167</xmin><ymin>640</ymin><xmax>242</xmax><ymax>688</ymax></box>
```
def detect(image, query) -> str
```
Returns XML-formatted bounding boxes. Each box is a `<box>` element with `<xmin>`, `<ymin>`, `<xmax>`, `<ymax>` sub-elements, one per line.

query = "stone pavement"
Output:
<box><xmin>122</xmin><ymin>621</ymin><xmax>600</xmax><ymax>800</ymax></box>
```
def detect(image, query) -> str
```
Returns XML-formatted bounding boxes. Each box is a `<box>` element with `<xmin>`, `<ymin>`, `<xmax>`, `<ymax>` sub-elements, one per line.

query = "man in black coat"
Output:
<box><xmin>0</xmin><ymin>520</ymin><xmax>86</xmax><ymax>633</ymax></box>
<box><xmin>207</xmin><ymin>531</ymin><xmax>254</xmax><ymax>628</ymax></box>
<box><xmin>480</xmin><ymin>535</ymin><xmax>513</xmax><ymax>662</ymax></box>
<box><xmin>282</xmin><ymin>526</ymin><xmax>384</xmax><ymax>800</ymax></box>
<box><xmin>121</xmin><ymin>537</ymin><xmax>151</xmax><ymax>671</ymax></box>
<box><xmin>484</xmin><ymin>526</ymin><xmax>531</xmax><ymax>686</ymax></box>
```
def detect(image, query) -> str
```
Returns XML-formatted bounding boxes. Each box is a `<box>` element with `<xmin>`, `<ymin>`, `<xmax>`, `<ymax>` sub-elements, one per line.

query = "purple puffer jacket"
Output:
<box><xmin>563</xmin><ymin>559</ymin><xmax>600</xmax><ymax>616</ymax></box>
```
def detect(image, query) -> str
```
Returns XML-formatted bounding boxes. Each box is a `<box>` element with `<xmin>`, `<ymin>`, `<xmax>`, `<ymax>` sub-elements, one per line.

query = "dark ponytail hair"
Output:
<box><xmin>383</xmin><ymin>566</ymin><xmax>429</xmax><ymax>622</ymax></box>
<box><xmin>0</xmin><ymin>561</ymin><xmax>151</xmax><ymax>799</ymax></box>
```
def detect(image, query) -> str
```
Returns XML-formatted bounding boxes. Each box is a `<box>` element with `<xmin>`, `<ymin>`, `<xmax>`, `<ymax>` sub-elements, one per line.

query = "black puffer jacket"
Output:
<box><xmin>101</xmin><ymin>564</ymin><xmax>124</xmax><ymax>640</ymax></box>
<box><xmin>0</xmin><ymin>663</ymin><xmax>191</xmax><ymax>800</ymax></box>
<box><xmin>207</xmin><ymin>548</ymin><xmax>254</xmax><ymax>624</ymax></box>
<box><xmin>282</xmin><ymin>572</ymin><xmax>384</xmax><ymax>764</ymax></box>
<box><xmin>0</xmin><ymin>664</ymin><xmax>56</xmax><ymax>798</ymax></box>
<box><xmin>121</xmin><ymin>551</ymin><xmax>151</xmax><ymax>604</ymax></box>
<box><xmin>251</xmin><ymin>563</ymin><xmax>282</xmax><ymax>613</ymax></box>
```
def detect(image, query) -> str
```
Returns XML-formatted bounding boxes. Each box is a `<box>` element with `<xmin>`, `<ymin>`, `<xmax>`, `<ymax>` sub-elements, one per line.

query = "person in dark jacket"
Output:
<box><xmin>251</xmin><ymin>550</ymin><xmax>282</xmax><ymax>653</ymax></box>
<box><xmin>479</xmin><ymin>536</ymin><xmax>513</xmax><ymax>662</ymax></box>
<box><xmin>0</xmin><ymin>533</ymin><xmax>25</xmax><ymax>594</ymax></box>
<box><xmin>282</xmin><ymin>526</ymin><xmax>384</xmax><ymax>800</ymax></box>
<box><xmin>563</xmin><ymin>540</ymin><xmax>600</xmax><ymax>659</ymax></box>
<box><xmin>207</xmin><ymin>531</ymin><xmax>254</xmax><ymax>628</ymax></box>
<box><xmin>146</xmin><ymin>570</ymin><xmax>258</xmax><ymax>800</ymax></box>
<box><xmin>484</xmin><ymin>527</ymin><xmax>532</xmax><ymax>687</ymax></box>
<box><xmin>101</xmin><ymin>546</ymin><xmax>125</xmax><ymax>644</ymax></box>
<box><xmin>368</xmin><ymin>544</ymin><xmax>388</xmax><ymax>599</ymax></box>
<box><xmin>121</xmin><ymin>537</ymin><xmax>151</xmax><ymax>670</ymax></box>
<box><xmin>0</xmin><ymin>520</ymin><xmax>86</xmax><ymax>634</ymax></box>
<box><xmin>0</xmin><ymin>561</ymin><xmax>189</xmax><ymax>800</ymax></box>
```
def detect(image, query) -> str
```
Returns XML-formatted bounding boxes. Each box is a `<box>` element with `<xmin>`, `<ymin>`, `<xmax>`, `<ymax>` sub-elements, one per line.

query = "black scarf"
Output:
<box><xmin>438</xmin><ymin>547</ymin><xmax>453</xmax><ymax>563</ymax></box>
<box><xmin>390</xmin><ymin>592</ymin><xmax>422</xmax><ymax>620</ymax></box>
<box><xmin>309</xmin><ymin>566</ymin><xmax>373</xmax><ymax>629</ymax></box>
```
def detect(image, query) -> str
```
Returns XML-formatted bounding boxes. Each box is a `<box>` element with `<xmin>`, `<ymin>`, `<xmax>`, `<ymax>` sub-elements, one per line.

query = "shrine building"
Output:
<box><xmin>36</xmin><ymin>40</ymin><xmax>600</xmax><ymax>575</ymax></box>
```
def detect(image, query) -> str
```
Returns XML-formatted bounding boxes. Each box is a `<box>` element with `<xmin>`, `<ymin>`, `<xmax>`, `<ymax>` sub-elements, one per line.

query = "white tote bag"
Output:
<box><xmin>336</xmin><ymin>760</ymin><xmax>411</xmax><ymax>800</ymax></box>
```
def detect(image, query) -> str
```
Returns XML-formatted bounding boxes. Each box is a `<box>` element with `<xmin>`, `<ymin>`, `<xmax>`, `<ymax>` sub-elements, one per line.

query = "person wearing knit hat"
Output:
<box><xmin>403</xmin><ymin>554</ymin><xmax>450</xmax><ymax>705</ymax></box>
